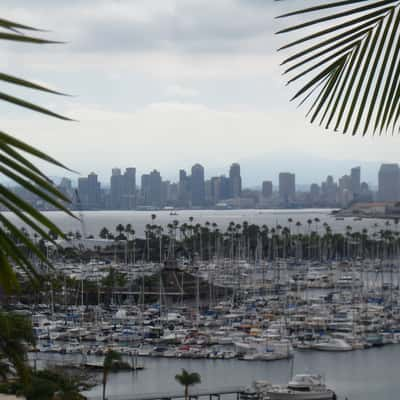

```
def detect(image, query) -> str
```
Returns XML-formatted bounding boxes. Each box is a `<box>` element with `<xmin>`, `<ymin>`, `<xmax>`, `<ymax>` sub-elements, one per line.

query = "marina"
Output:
<box><xmin>7</xmin><ymin>209</ymin><xmax>400</xmax><ymax>399</ymax></box>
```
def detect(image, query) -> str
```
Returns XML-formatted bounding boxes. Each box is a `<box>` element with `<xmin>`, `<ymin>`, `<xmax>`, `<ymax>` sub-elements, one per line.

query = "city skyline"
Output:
<box><xmin>12</xmin><ymin>161</ymin><xmax>400</xmax><ymax>212</ymax></box>
<box><xmin>9</xmin><ymin>154</ymin><xmax>392</xmax><ymax>189</ymax></box>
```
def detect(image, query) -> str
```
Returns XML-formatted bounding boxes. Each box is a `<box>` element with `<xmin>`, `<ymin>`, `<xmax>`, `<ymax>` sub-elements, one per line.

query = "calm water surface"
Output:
<box><xmin>81</xmin><ymin>346</ymin><xmax>400</xmax><ymax>400</ymax></box>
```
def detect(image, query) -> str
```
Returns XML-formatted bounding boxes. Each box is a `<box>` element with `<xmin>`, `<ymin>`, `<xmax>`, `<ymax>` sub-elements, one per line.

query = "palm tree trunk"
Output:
<box><xmin>185</xmin><ymin>385</ymin><xmax>189</xmax><ymax>400</ymax></box>
<box><xmin>102</xmin><ymin>373</ymin><xmax>107</xmax><ymax>400</ymax></box>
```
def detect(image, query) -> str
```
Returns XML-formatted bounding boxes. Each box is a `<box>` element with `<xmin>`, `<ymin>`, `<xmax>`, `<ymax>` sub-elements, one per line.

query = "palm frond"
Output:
<box><xmin>0</xmin><ymin>312</ymin><xmax>35</xmax><ymax>383</ymax></box>
<box><xmin>0</xmin><ymin>18</ymin><xmax>75</xmax><ymax>293</ymax></box>
<box><xmin>277</xmin><ymin>0</ymin><xmax>400</xmax><ymax>136</ymax></box>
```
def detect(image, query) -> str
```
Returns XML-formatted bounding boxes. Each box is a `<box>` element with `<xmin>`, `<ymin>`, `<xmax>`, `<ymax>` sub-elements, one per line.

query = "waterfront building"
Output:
<box><xmin>378</xmin><ymin>164</ymin><xmax>400</xmax><ymax>201</ymax></box>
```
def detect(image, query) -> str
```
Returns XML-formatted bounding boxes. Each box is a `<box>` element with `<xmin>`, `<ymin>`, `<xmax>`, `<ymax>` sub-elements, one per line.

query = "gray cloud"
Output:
<box><xmin>2</xmin><ymin>0</ymin><xmax>279</xmax><ymax>54</ymax></box>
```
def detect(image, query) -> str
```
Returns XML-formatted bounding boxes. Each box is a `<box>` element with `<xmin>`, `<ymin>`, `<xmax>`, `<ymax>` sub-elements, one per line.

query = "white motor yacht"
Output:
<box><xmin>266</xmin><ymin>374</ymin><xmax>335</xmax><ymax>400</ymax></box>
<box><xmin>312</xmin><ymin>337</ymin><xmax>352</xmax><ymax>351</ymax></box>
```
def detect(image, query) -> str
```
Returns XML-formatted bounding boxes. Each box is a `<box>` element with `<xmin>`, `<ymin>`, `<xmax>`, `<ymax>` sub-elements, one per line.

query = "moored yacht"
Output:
<box><xmin>266</xmin><ymin>374</ymin><xmax>335</xmax><ymax>400</ymax></box>
<box><xmin>312</xmin><ymin>337</ymin><xmax>352</xmax><ymax>351</ymax></box>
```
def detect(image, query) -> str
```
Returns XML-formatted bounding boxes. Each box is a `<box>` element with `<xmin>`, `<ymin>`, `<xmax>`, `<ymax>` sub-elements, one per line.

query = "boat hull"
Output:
<box><xmin>267</xmin><ymin>390</ymin><xmax>334</xmax><ymax>400</ymax></box>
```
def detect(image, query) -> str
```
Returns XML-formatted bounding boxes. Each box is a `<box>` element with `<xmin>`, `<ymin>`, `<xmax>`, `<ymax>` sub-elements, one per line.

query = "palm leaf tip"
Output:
<box><xmin>277</xmin><ymin>0</ymin><xmax>400</xmax><ymax>136</ymax></box>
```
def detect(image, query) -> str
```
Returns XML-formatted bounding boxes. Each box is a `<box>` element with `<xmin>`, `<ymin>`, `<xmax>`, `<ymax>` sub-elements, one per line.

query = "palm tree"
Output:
<box><xmin>115</xmin><ymin>224</ymin><xmax>125</xmax><ymax>237</ymax></box>
<box><xmin>0</xmin><ymin>312</ymin><xmax>35</xmax><ymax>383</ymax></box>
<box><xmin>102</xmin><ymin>350</ymin><xmax>122</xmax><ymax>400</ymax></box>
<box><xmin>0</xmin><ymin>19</ymin><xmax>73</xmax><ymax>292</ymax></box>
<box><xmin>175</xmin><ymin>369</ymin><xmax>201</xmax><ymax>400</ymax></box>
<box><xmin>99</xmin><ymin>227</ymin><xmax>110</xmax><ymax>239</ymax></box>
<box><xmin>277</xmin><ymin>1</ymin><xmax>400</xmax><ymax>136</ymax></box>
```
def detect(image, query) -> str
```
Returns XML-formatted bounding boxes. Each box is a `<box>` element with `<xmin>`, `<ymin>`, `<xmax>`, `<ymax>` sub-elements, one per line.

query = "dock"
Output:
<box><xmin>86</xmin><ymin>386</ymin><xmax>248</xmax><ymax>400</ymax></box>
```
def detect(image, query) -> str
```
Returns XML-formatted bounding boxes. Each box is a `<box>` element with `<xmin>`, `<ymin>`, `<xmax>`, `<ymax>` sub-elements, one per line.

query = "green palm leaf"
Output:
<box><xmin>0</xmin><ymin>18</ymin><xmax>75</xmax><ymax>293</ymax></box>
<box><xmin>277</xmin><ymin>0</ymin><xmax>400</xmax><ymax>136</ymax></box>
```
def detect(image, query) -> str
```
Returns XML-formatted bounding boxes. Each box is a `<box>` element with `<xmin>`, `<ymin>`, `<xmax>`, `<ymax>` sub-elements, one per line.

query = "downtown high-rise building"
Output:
<box><xmin>122</xmin><ymin>167</ymin><xmax>136</xmax><ymax>209</ymax></box>
<box><xmin>229</xmin><ymin>163</ymin><xmax>242</xmax><ymax>198</ymax></box>
<box><xmin>211</xmin><ymin>176</ymin><xmax>230</xmax><ymax>203</ymax></box>
<box><xmin>262</xmin><ymin>181</ymin><xmax>273</xmax><ymax>198</ymax></box>
<box><xmin>350</xmin><ymin>166</ymin><xmax>361</xmax><ymax>196</ymax></box>
<box><xmin>191</xmin><ymin>163</ymin><xmax>205</xmax><ymax>207</ymax></box>
<box><xmin>178</xmin><ymin>169</ymin><xmax>190</xmax><ymax>206</ymax></box>
<box><xmin>141</xmin><ymin>174</ymin><xmax>150</xmax><ymax>205</ymax></box>
<box><xmin>77</xmin><ymin>172</ymin><xmax>101</xmax><ymax>209</ymax></box>
<box><xmin>378</xmin><ymin>164</ymin><xmax>400</xmax><ymax>201</ymax></box>
<box><xmin>149</xmin><ymin>169</ymin><xmax>162</xmax><ymax>207</ymax></box>
<box><xmin>110</xmin><ymin>168</ymin><xmax>124</xmax><ymax>209</ymax></box>
<box><xmin>279</xmin><ymin>172</ymin><xmax>295</xmax><ymax>204</ymax></box>
<box><xmin>110</xmin><ymin>167</ymin><xmax>136</xmax><ymax>209</ymax></box>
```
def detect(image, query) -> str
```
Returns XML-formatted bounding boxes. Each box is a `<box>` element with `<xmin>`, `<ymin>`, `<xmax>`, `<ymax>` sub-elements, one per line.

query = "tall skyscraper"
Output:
<box><xmin>229</xmin><ymin>163</ymin><xmax>242</xmax><ymax>198</ymax></box>
<box><xmin>77</xmin><ymin>177</ymin><xmax>89</xmax><ymax>208</ymax></box>
<box><xmin>87</xmin><ymin>172</ymin><xmax>101</xmax><ymax>209</ymax></box>
<box><xmin>141</xmin><ymin>174</ymin><xmax>150</xmax><ymax>205</ymax></box>
<box><xmin>378</xmin><ymin>164</ymin><xmax>400</xmax><ymax>201</ymax></box>
<box><xmin>191</xmin><ymin>163</ymin><xmax>205</xmax><ymax>207</ymax></box>
<box><xmin>123</xmin><ymin>167</ymin><xmax>136</xmax><ymax>209</ymax></box>
<box><xmin>279</xmin><ymin>172</ymin><xmax>295</xmax><ymax>204</ymax></box>
<box><xmin>212</xmin><ymin>176</ymin><xmax>230</xmax><ymax>203</ymax></box>
<box><xmin>338</xmin><ymin>174</ymin><xmax>351</xmax><ymax>192</ymax></box>
<box><xmin>149</xmin><ymin>169</ymin><xmax>162</xmax><ymax>207</ymax></box>
<box><xmin>110</xmin><ymin>168</ymin><xmax>124</xmax><ymax>209</ymax></box>
<box><xmin>178</xmin><ymin>169</ymin><xmax>190</xmax><ymax>206</ymax></box>
<box><xmin>350</xmin><ymin>166</ymin><xmax>361</xmax><ymax>195</ymax></box>
<box><xmin>77</xmin><ymin>173</ymin><xmax>101</xmax><ymax>209</ymax></box>
<box><xmin>262</xmin><ymin>181</ymin><xmax>273</xmax><ymax>198</ymax></box>
<box><xmin>59</xmin><ymin>178</ymin><xmax>73</xmax><ymax>205</ymax></box>
<box><xmin>310</xmin><ymin>183</ymin><xmax>320</xmax><ymax>203</ymax></box>
<box><xmin>321</xmin><ymin>175</ymin><xmax>337</xmax><ymax>206</ymax></box>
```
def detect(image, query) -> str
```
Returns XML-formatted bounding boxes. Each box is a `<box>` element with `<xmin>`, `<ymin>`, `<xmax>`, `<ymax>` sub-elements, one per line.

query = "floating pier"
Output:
<box><xmin>86</xmin><ymin>386</ymin><xmax>247</xmax><ymax>400</ymax></box>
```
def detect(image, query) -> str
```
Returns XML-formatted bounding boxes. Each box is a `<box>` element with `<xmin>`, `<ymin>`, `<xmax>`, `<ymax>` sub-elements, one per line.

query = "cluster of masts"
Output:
<box><xmin>11</xmin><ymin>248</ymin><xmax>400</xmax><ymax>367</ymax></box>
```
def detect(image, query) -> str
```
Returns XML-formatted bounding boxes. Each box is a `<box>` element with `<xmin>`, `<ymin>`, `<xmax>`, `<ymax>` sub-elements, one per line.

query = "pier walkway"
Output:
<box><xmin>86</xmin><ymin>386</ymin><xmax>247</xmax><ymax>400</ymax></box>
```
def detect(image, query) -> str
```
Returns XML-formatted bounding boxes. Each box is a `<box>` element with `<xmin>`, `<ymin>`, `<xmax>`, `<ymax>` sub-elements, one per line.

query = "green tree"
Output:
<box><xmin>22</xmin><ymin>369</ymin><xmax>87</xmax><ymax>400</ymax></box>
<box><xmin>174</xmin><ymin>369</ymin><xmax>201</xmax><ymax>400</ymax></box>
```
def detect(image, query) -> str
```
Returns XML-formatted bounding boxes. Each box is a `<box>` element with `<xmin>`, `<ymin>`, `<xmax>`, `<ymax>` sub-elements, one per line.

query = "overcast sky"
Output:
<box><xmin>2</xmin><ymin>0</ymin><xmax>400</xmax><ymax>186</ymax></box>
